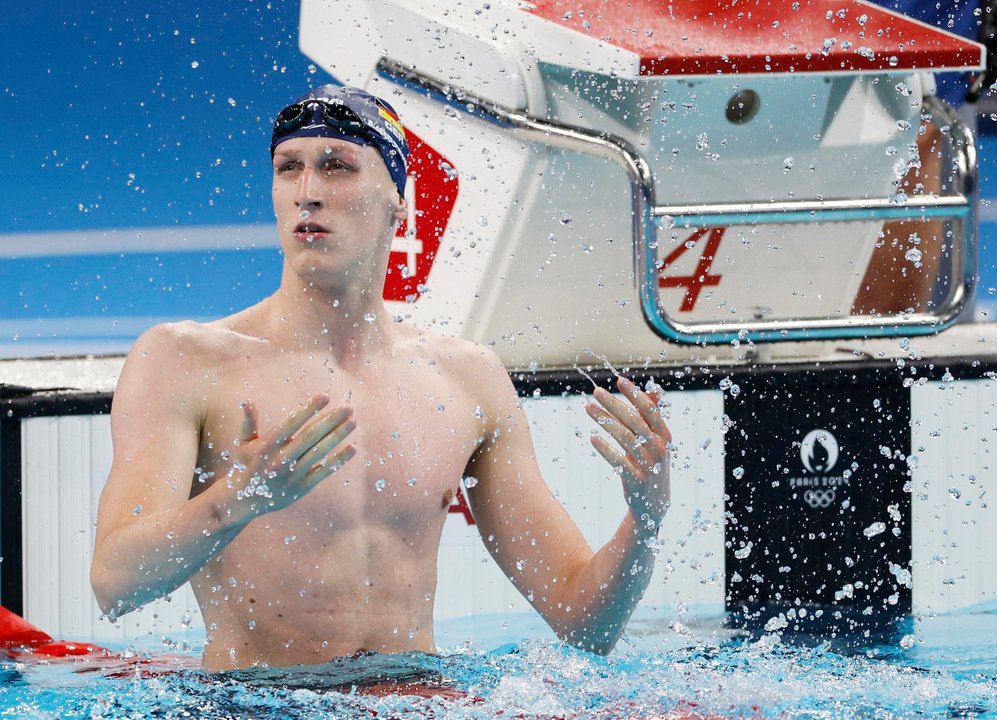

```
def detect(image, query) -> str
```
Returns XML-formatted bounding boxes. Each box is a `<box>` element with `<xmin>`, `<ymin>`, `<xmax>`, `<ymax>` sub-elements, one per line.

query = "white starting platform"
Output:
<box><xmin>0</xmin><ymin>1</ymin><xmax>994</xmax><ymax>649</ymax></box>
<box><xmin>302</xmin><ymin>0</ymin><xmax>986</xmax><ymax>356</ymax></box>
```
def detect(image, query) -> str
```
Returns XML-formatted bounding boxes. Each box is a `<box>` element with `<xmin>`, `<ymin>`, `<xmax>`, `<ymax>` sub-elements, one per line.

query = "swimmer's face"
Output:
<box><xmin>272</xmin><ymin>136</ymin><xmax>406</xmax><ymax>284</ymax></box>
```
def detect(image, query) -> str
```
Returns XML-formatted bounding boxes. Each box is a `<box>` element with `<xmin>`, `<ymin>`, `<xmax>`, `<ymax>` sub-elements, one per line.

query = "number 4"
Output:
<box><xmin>658</xmin><ymin>227</ymin><xmax>725</xmax><ymax>312</ymax></box>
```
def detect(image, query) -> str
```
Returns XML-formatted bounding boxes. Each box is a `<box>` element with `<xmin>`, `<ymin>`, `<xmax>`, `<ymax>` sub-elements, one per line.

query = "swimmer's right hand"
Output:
<box><xmin>227</xmin><ymin>394</ymin><xmax>356</xmax><ymax>517</ymax></box>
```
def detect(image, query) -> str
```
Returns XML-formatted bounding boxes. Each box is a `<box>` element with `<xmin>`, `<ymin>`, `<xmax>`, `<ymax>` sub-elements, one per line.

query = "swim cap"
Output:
<box><xmin>270</xmin><ymin>85</ymin><xmax>409</xmax><ymax>198</ymax></box>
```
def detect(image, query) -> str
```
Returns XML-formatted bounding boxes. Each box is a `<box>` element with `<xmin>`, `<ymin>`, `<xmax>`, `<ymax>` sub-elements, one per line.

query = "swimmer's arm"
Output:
<box><xmin>90</xmin><ymin>325</ymin><xmax>356</xmax><ymax>617</ymax></box>
<box><xmin>463</xmin><ymin>352</ymin><xmax>667</xmax><ymax>655</ymax></box>
<box><xmin>90</xmin><ymin>324</ymin><xmax>249</xmax><ymax>616</ymax></box>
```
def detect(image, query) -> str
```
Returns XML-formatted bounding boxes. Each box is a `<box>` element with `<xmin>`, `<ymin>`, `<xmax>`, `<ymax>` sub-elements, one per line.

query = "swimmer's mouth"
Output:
<box><xmin>294</xmin><ymin>223</ymin><xmax>330</xmax><ymax>235</ymax></box>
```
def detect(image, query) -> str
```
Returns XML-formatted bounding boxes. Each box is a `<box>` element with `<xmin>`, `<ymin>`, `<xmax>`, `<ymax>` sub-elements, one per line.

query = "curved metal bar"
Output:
<box><xmin>641</xmin><ymin>95</ymin><xmax>977</xmax><ymax>344</ymax></box>
<box><xmin>377</xmin><ymin>59</ymin><xmax>977</xmax><ymax>345</ymax></box>
<box><xmin>658</xmin><ymin>195</ymin><xmax>969</xmax><ymax>221</ymax></box>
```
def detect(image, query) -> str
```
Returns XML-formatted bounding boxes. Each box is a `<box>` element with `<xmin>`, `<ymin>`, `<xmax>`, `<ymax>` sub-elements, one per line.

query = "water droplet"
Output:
<box><xmin>734</xmin><ymin>542</ymin><xmax>753</xmax><ymax>559</ymax></box>
<box><xmin>406</xmin><ymin>477</ymin><xmax>417</xmax><ymax>486</ymax></box>
<box><xmin>904</xmin><ymin>248</ymin><xmax>922</xmax><ymax>266</ymax></box>
<box><xmin>863</xmin><ymin>522</ymin><xmax>886</xmax><ymax>538</ymax></box>
<box><xmin>732</xmin><ymin>466</ymin><xmax>745</xmax><ymax>479</ymax></box>
<box><xmin>133</xmin><ymin>505</ymin><xmax>143</xmax><ymax>515</ymax></box>
<box><xmin>191</xmin><ymin>60</ymin><xmax>200</xmax><ymax>69</ymax></box>
<box><xmin>439</xmin><ymin>161</ymin><xmax>457</xmax><ymax>181</ymax></box>
<box><xmin>464</xmin><ymin>476</ymin><xmax>479</xmax><ymax>488</ymax></box>
<box><xmin>375</xmin><ymin>479</ymin><xmax>387</xmax><ymax>492</ymax></box>
<box><xmin>783</xmin><ymin>157</ymin><xmax>795</xmax><ymax>172</ymax></box>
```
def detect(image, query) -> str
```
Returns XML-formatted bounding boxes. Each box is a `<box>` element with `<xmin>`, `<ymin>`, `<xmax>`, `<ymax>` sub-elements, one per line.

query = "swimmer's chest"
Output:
<box><xmin>199</xmin><ymin>352</ymin><xmax>483</xmax><ymax>530</ymax></box>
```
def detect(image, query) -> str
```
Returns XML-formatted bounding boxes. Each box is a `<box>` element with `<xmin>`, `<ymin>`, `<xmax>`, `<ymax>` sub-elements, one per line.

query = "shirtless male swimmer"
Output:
<box><xmin>89</xmin><ymin>85</ymin><xmax>672</xmax><ymax>671</ymax></box>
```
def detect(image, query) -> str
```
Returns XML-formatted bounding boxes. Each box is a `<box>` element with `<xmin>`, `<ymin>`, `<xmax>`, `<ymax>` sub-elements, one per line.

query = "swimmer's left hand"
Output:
<box><xmin>586</xmin><ymin>376</ymin><xmax>671</xmax><ymax>535</ymax></box>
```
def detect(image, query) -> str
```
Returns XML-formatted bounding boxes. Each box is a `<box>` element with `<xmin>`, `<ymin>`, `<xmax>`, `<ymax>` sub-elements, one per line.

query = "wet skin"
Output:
<box><xmin>90</xmin><ymin>137</ymin><xmax>672</xmax><ymax>670</ymax></box>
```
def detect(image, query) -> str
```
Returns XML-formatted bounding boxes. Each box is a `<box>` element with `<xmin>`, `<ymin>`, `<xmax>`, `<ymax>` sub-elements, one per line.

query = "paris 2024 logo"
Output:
<box><xmin>793</xmin><ymin>429</ymin><xmax>846</xmax><ymax>509</ymax></box>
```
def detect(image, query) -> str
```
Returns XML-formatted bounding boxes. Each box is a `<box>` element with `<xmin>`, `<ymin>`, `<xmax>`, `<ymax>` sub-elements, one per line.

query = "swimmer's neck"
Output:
<box><xmin>263</xmin><ymin>272</ymin><xmax>395</xmax><ymax>361</ymax></box>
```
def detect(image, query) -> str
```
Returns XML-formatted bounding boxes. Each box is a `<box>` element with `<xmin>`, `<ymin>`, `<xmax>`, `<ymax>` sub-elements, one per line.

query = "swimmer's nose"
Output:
<box><xmin>295</xmin><ymin>167</ymin><xmax>322</xmax><ymax>209</ymax></box>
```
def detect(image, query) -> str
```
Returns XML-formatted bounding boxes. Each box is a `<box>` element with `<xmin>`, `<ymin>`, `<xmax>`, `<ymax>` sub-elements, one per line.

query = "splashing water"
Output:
<box><xmin>2</xmin><ymin>608</ymin><xmax>992</xmax><ymax>719</ymax></box>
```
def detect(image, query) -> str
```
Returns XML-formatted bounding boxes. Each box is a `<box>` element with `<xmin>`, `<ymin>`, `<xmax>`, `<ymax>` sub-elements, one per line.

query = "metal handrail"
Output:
<box><xmin>378</xmin><ymin>60</ymin><xmax>977</xmax><ymax>345</ymax></box>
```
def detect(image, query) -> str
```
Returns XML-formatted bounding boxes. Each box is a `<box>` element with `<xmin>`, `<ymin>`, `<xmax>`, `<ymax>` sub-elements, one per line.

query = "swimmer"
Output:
<box><xmin>89</xmin><ymin>84</ymin><xmax>672</xmax><ymax>671</ymax></box>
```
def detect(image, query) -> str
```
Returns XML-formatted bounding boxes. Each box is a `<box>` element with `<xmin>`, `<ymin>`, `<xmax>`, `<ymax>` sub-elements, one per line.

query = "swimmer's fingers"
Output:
<box><xmin>268</xmin><ymin>394</ymin><xmax>331</xmax><ymax>449</ymax></box>
<box><xmin>238</xmin><ymin>401</ymin><xmax>259</xmax><ymax>445</ymax></box>
<box><xmin>302</xmin><ymin>444</ymin><xmax>357</xmax><ymax>486</ymax></box>
<box><xmin>285</xmin><ymin>405</ymin><xmax>354</xmax><ymax>463</ymax></box>
<box><xmin>616</xmin><ymin>376</ymin><xmax>671</xmax><ymax>443</ymax></box>
<box><xmin>294</xmin><ymin>415</ymin><xmax>358</xmax><ymax>473</ymax></box>
<box><xmin>589</xmin><ymin>431</ymin><xmax>641</xmax><ymax>480</ymax></box>
<box><xmin>591</xmin><ymin>386</ymin><xmax>651</xmax><ymax>446</ymax></box>
<box><xmin>586</xmin><ymin>394</ymin><xmax>656</xmax><ymax>470</ymax></box>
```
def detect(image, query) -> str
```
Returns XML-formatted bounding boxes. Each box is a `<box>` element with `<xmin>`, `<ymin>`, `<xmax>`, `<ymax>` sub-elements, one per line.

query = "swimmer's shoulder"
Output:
<box><xmin>395</xmin><ymin>327</ymin><xmax>512</xmax><ymax>392</ymax></box>
<box><xmin>130</xmin><ymin>320</ymin><xmax>228</xmax><ymax>363</ymax></box>
<box><xmin>127</xmin><ymin>312</ymin><xmax>268</xmax><ymax>374</ymax></box>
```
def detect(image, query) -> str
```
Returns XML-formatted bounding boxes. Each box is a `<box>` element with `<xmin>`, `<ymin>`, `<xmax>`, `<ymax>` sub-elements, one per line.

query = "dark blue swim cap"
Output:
<box><xmin>271</xmin><ymin>85</ymin><xmax>409</xmax><ymax>198</ymax></box>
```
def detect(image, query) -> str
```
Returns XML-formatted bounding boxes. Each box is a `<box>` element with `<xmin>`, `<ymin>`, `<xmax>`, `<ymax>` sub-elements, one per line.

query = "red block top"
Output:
<box><xmin>525</xmin><ymin>0</ymin><xmax>984</xmax><ymax>75</ymax></box>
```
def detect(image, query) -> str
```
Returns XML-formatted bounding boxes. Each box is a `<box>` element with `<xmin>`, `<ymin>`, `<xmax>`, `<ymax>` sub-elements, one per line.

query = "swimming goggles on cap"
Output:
<box><xmin>272</xmin><ymin>100</ymin><xmax>371</xmax><ymax>141</ymax></box>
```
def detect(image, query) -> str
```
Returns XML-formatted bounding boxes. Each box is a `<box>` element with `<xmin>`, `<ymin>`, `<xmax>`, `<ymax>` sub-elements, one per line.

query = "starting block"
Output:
<box><xmin>299</xmin><ymin>0</ymin><xmax>985</xmax><ymax>359</ymax></box>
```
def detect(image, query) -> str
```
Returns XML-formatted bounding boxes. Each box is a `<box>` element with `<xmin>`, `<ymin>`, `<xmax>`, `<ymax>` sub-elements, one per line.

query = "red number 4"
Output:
<box><xmin>657</xmin><ymin>227</ymin><xmax>725</xmax><ymax>312</ymax></box>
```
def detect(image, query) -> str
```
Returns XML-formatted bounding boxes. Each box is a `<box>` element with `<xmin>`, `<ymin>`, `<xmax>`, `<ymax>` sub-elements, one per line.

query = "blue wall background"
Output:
<box><xmin>3</xmin><ymin>1</ymin><xmax>323</xmax><ymax>232</ymax></box>
<box><xmin>1</xmin><ymin>0</ymin><xmax>994</xmax><ymax>355</ymax></box>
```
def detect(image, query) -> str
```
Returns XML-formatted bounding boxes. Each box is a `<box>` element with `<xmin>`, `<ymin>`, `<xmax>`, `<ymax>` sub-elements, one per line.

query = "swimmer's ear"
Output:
<box><xmin>392</xmin><ymin>193</ymin><xmax>407</xmax><ymax>226</ymax></box>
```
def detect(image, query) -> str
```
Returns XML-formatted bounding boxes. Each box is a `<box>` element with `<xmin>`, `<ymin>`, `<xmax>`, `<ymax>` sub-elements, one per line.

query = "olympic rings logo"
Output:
<box><xmin>803</xmin><ymin>488</ymin><xmax>836</xmax><ymax>509</ymax></box>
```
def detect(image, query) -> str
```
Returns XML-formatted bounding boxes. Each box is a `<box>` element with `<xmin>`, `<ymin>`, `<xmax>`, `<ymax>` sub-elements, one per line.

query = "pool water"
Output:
<box><xmin>1</xmin><ymin>604</ymin><xmax>994</xmax><ymax>719</ymax></box>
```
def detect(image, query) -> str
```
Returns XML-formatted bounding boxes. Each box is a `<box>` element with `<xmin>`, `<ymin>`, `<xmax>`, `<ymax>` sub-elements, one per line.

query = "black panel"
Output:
<box><xmin>723</xmin><ymin>369</ymin><xmax>912</xmax><ymax>631</ymax></box>
<box><xmin>0</xmin><ymin>418</ymin><xmax>23</xmax><ymax>616</ymax></box>
<box><xmin>509</xmin><ymin>357</ymin><xmax>997</xmax><ymax>397</ymax></box>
